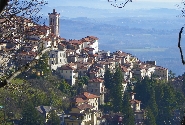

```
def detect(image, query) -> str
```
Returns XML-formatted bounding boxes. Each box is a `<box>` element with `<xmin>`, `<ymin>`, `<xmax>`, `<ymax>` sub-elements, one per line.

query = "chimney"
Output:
<box><xmin>53</xmin><ymin>9</ymin><xmax>55</xmax><ymax>14</ymax></box>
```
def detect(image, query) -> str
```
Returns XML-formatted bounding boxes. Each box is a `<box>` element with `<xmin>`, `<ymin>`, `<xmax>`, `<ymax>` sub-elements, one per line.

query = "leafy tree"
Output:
<box><xmin>57</xmin><ymin>79</ymin><xmax>71</xmax><ymax>95</ymax></box>
<box><xmin>168</xmin><ymin>70</ymin><xmax>176</xmax><ymax>80</ymax></box>
<box><xmin>122</xmin><ymin>92</ymin><xmax>135</xmax><ymax>125</ymax></box>
<box><xmin>79</xmin><ymin>76</ymin><xmax>89</xmax><ymax>85</ymax></box>
<box><xmin>76</xmin><ymin>76</ymin><xmax>89</xmax><ymax>94</ymax></box>
<box><xmin>144</xmin><ymin>107</ymin><xmax>157</xmax><ymax>125</ymax></box>
<box><xmin>46</xmin><ymin>110</ymin><xmax>60</xmax><ymax>125</ymax></box>
<box><xmin>34</xmin><ymin>53</ymin><xmax>51</xmax><ymax>77</ymax></box>
<box><xmin>20</xmin><ymin>101</ymin><xmax>45</xmax><ymax>125</ymax></box>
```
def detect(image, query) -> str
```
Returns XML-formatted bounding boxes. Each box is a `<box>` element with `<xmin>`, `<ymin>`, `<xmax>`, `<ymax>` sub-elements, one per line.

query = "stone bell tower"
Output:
<box><xmin>48</xmin><ymin>9</ymin><xmax>60</xmax><ymax>37</ymax></box>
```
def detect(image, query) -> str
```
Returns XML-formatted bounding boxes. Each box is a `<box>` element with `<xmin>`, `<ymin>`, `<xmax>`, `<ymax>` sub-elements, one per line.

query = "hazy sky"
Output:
<box><xmin>47</xmin><ymin>0</ymin><xmax>182</xmax><ymax>10</ymax></box>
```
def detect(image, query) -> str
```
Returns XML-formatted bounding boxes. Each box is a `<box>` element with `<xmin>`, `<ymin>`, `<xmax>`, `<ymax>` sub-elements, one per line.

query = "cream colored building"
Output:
<box><xmin>154</xmin><ymin>66</ymin><xmax>168</xmax><ymax>81</ymax></box>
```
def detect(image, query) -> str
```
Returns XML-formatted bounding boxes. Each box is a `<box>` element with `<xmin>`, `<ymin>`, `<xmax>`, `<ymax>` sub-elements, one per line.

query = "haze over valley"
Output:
<box><xmin>41</xmin><ymin>2</ymin><xmax>185</xmax><ymax>75</ymax></box>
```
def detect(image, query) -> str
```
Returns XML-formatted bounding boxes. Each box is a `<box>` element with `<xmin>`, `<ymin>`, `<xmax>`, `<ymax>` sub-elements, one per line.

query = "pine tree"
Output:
<box><xmin>122</xmin><ymin>92</ymin><xmax>135</xmax><ymax>125</ymax></box>
<box><xmin>46</xmin><ymin>110</ymin><xmax>60</xmax><ymax>125</ymax></box>
<box><xmin>20</xmin><ymin>101</ymin><xmax>45</xmax><ymax>125</ymax></box>
<box><xmin>144</xmin><ymin>107</ymin><xmax>157</xmax><ymax>125</ymax></box>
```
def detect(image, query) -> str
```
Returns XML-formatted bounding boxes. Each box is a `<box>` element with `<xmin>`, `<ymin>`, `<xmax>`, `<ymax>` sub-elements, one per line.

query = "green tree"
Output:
<box><xmin>34</xmin><ymin>53</ymin><xmax>51</xmax><ymax>77</ymax></box>
<box><xmin>122</xmin><ymin>92</ymin><xmax>135</xmax><ymax>125</ymax></box>
<box><xmin>20</xmin><ymin>101</ymin><xmax>45</xmax><ymax>125</ymax></box>
<box><xmin>104</xmin><ymin>69</ymin><xmax>113</xmax><ymax>90</ymax></box>
<box><xmin>46</xmin><ymin>110</ymin><xmax>60</xmax><ymax>125</ymax></box>
<box><xmin>112</xmin><ymin>66</ymin><xmax>123</xmax><ymax>112</ymax></box>
<box><xmin>148</xmin><ymin>88</ymin><xmax>158</xmax><ymax>118</ymax></box>
<box><xmin>144</xmin><ymin>107</ymin><xmax>157</xmax><ymax>125</ymax></box>
<box><xmin>134</xmin><ymin>77</ymin><xmax>151</xmax><ymax>108</ymax></box>
<box><xmin>104</xmin><ymin>69</ymin><xmax>114</xmax><ymax>103</ymax></box>
<box><xmin>182</xmin><ymin>74</ymin><xmax>185</xmax><ymax>96</ymax></box>
<box><xmin>168</xmin><ymin>70</ymin><xmax>176</xmax><ymax>80</ymax></box>
<box><xmin>57</xmin><ymin>79</ymin><xmax>71</xmax><ymax>95</ymax></box>
<box><xmin>76</xmin><ymin>76</ymin><xmax>89</xmax><ymax>94</ymax></box>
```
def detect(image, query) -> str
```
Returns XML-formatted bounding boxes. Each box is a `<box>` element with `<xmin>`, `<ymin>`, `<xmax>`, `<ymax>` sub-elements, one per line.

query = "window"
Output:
<box><xmin>66</xmin><ymin>71</ymin><xmax>67</xmax><ymax>73</ymax></box>
<box><xmin>70</xmin><ymin>76</ymin><xmax>72</xmax><ymax>79</ymax></box>
<box><xmin>70</xmin><ymin>71</ymin><xmax>72</xmax><ymax>73</ymax></box>
<box><xmin>60</xmin><ymin>59</ymin><xmax>61</xmax><ymax>62</ymax></box>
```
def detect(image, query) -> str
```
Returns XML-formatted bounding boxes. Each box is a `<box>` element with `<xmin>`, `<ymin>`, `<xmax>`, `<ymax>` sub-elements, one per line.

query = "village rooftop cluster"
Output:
<box><xmin>0</xmin><ymin>9</ymin><xmax>169</xmax><ymax>124</ymax></box>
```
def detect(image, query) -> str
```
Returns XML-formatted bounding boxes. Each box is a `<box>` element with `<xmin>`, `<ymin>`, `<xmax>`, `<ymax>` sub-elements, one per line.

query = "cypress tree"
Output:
<box><xmin>122</xmin><ymin>92</ymin><xmax>135</xmax><ymax>125</ymax></box>
<box><xmin>112</xmin><ymin>66</ymin><xmax>123</xmax><ymax>112</ymax></box>
<box><xmin>148</xmin><ymin>88</ymin><xmax>158</xmax><ymax>118</ymax></box>
<box><xmin>104</xmin><ymin>69</ymin><xmax>113</xmax><ymax>90</ymax></box>
<box><xmin>144</xmin><ymin>107</ymin><xmax>157</xmax><ymax>125</ymax></box>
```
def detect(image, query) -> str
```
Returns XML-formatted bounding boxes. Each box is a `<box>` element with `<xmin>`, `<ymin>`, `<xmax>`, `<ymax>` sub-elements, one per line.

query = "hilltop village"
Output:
<box><xmin>0</xmin><ymin>9</ymin><xmax>171</xmax><ymax>125</ymax></box>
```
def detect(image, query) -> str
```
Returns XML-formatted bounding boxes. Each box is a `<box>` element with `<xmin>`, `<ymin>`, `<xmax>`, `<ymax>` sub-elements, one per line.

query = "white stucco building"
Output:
<box><xmin>58</xmin><ymin>63</ymin><xmax>78</xmax><ymax>86</ymax></box>
<box><xmin>49</xmin><ymin>49</ymin><xmax>67</xmax><ymax>70</ymax></box>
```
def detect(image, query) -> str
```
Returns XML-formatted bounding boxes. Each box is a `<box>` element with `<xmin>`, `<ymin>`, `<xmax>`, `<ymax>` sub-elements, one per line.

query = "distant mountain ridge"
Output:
<box><xmin>39</xmin><ymin>5</ymin><xmax>185</xmax><ymax>75</ymax></box>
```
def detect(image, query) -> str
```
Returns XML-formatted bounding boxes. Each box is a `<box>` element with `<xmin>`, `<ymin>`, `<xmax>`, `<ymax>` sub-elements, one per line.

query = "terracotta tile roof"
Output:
<box><xmin>83</xmin><ymin>92</ymin><xmax>99</xmax><ymax>99</ymax></box>
<box><xmin>61</xmin><ymin>66</ymin><xmax>75</xmax><ymax>70</ymax></box>
<box><xmin>69</xmin><ymin>40</ymin><xmax>83</xmax><ymax>45</ymax></box>
<box><xmin>19</xmin><ymin>51</ymin><xmax>37</xmax><ymax>56</ymax></box>
<box><xmin>60</xmin><ymin>63</ymin><xmax>77</xmax><ymax>70</ymax></box>
<box><xmin>72</xmin><ymin>97</ymin><xmax>87</xmax><ymax>103</ymax></box>
<box><xmin>81</xmin><ymin>36</ymin><xmax>99</xmax><ymax>43</ymax></box>
<box><xmin>89</xmin><ymin>78</ymin><xmax>104</xmax><ymax>83</ymax></box>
